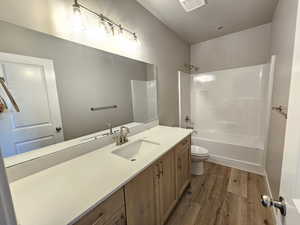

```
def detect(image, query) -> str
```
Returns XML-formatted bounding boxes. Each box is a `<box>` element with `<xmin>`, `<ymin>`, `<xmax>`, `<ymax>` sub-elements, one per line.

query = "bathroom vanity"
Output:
<box><xmin>9</xmin><ymin>126</ymin><xmax>192</xmax><ymax>225</ymax></box>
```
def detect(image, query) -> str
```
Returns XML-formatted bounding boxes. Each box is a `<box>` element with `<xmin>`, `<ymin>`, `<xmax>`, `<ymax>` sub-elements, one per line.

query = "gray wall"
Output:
<box><xmin>266</xmin><ymin>0</ymin><xmax>299</xmax><ymax>197</ymax></box>
<box><xmin>0</xmin><ymin>0</ymin><xmax>190</xmax><ymax>127</ymax></box>
<box><xmin>191</xmin><ymin>24</ymin><xmax>272</xmax><ymax>73</ymax></box>
<box><xmin>0</xmin><ymin>21</ymin><xmax>148</xmax><ymax>140</ymax></box>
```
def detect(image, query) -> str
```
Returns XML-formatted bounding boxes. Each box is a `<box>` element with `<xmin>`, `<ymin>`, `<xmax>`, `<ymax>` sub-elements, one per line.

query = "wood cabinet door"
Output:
<box><xmin>159</xmin><ymin>150</ymin><xmax>176</xmax><ymax>224</ymax></box>
<box><xmin>176</xmin><ymin>145</ymin><xmax>191</xmax><ymax>198</ymax></box>
<box><xmin>125</xmin><ymin>165</ymin><xmax>157</xmax><ymax>225</ymax></box>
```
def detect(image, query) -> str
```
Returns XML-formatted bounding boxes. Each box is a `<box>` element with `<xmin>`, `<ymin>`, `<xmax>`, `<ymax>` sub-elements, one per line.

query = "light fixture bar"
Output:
<box><xmin>73</xmin><ymin>0</ymin><xmax>137</xmax><ymax>37</ymax></box>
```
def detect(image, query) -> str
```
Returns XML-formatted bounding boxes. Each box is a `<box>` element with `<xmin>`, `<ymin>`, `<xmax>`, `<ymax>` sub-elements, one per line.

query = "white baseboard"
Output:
<box><xmin>207</xmin><ymin>153</ymin><xmax>265</xmax><ymax>175</ymax></box>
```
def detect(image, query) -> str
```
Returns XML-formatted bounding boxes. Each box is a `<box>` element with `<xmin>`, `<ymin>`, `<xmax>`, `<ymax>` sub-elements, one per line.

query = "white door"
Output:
<box><xmin>178</xmin><ymin>71</ymin><xmax>191</xmax><ymax>128</ymax></box>
<box><xmin>277</xmin><ymin>3</ymin><xmax>300</xmax><ymax>224</ymax></box>
<box><xmin>0</xmin><ymin>52</ymin><xmax>63</xmax><ymax>157</ymax></box>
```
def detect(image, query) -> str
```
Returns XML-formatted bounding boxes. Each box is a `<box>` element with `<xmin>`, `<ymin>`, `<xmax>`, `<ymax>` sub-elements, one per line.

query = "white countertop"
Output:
<box><xmin>9</xmin><ymin>126</ymin><xmax>192</xmax><ymax>225</ymax></box>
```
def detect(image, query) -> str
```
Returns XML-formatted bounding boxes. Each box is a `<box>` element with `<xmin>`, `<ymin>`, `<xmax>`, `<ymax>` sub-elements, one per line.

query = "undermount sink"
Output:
<box><xmin>112</xmin><ymin>140</ymin><xmax>160</xmax><ymax>161</ymax></box>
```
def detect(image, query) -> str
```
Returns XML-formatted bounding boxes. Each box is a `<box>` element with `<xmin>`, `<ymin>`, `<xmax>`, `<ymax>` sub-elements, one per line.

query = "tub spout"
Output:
<box><xmin>186</xmin><ymin>126</ymin><xmax>197</xmax><ymax>135</ymax></box>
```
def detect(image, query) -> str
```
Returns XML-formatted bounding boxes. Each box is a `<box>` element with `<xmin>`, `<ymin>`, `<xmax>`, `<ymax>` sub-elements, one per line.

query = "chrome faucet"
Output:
<box><xmin>101</xmin><ymin>123</ymin><xmax>114</xmax><ymax>137</ymax></box>
<box><xmin>107</xmin><ymin>123</ymin><xmax>113</xmax><ymax>135</ymax></box>
<box><xmin>114</xmin><ymin>126</ymin><xmax>130</xmax><ymax>145</ymax></box>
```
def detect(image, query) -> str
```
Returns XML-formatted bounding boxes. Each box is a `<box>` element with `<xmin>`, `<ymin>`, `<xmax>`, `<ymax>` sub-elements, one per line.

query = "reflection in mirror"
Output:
<box><xmin>0</xmin><ymin>21</ymin><xmax>158</xmax><ymax>160</ymax></box>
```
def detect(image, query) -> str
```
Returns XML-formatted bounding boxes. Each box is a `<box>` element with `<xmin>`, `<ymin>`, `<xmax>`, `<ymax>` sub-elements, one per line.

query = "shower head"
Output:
<box><xmin>184</xmin><ymin>64</ymin><xmax>199</xmax><ymax>73</ymax></box>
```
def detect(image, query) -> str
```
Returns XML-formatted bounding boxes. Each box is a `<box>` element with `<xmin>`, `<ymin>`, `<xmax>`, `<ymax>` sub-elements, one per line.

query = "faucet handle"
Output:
<box><xmin>114</xmin><ymin>126</ymin><xmax>130</xmax><ymax>145</ymax></box>
<box><xmin>120</xmin><ymin>126</ymin><xmax>130</xmax><ymax>135</ymax></box>
<box><xmin>120</xmin><ymin>126</ymin><xmax>130</xmax><ymax>143</ymax></box>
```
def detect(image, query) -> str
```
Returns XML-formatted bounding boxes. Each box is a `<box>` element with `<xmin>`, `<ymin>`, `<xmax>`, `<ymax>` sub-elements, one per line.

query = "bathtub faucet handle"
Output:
<box><xmin>185</xmin><ymin>126</ymin><xmax>197</xmax><ymax>134</ymax></box>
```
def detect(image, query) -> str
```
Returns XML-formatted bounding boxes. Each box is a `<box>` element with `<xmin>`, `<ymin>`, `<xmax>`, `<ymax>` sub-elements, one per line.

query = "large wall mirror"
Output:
<box><xmin>0</xmin><ymin>21</ymin><xmax>158</xmax><ymax>162</ymax></box>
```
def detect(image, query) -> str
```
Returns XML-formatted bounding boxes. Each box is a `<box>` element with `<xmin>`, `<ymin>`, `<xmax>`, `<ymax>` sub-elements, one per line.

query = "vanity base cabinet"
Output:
<box><xmin>125</xmin><ymin>135</ymin><xmax>191</xmax><ymax>225</ymax></box>
<box><xmin>125</xmin><ymin>164</ymin><xmax>157</xmax><ymax>225</ymax></box>
<box><xmin>76</xmin><ymin>135</ymin><xmax>191</xmax><ymax>225</ymax></box>
<box><xmin>124</xmin><ymin>153</ymin><xmax>176</xmax><ymax>225</ymax></box>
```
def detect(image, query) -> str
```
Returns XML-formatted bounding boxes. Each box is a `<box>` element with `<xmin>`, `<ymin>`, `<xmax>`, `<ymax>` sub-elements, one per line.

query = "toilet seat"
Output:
<box><xmin>191</xmin><ymin>146</ymin><xmax>209</xmax><ymax>157</ymax></box>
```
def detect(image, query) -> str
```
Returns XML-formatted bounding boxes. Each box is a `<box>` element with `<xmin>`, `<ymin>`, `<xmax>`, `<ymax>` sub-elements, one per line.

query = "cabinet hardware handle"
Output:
<box><xmin>156</xmin><ymin>164</ymin><xmax>160</xmax><ymax>178</ymax></box>
<box><xmin>92</xmin><ymin>212</ymin><xmax>104</xmax><ymax>225</ymax></box>
<box><xmin>120</xmin><ymin>213</ymin><xmax>125</xmax><ymax>225</ymax></box>
<box><xmin>178</xmin><ymin>158</ymin><xmax>182</xmax><ymax>169</ymax></box>
<box><xmin>160</xmin><ymin>161</ymin><xmax>164</xmax><ymax>176</ymax></box>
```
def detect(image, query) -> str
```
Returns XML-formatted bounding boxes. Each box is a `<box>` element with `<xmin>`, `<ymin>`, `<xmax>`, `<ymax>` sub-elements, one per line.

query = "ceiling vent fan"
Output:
<box><xmin>179</xmin><ymin>0</ymin><xmax>207</xmax><ymax>12</ymax></box>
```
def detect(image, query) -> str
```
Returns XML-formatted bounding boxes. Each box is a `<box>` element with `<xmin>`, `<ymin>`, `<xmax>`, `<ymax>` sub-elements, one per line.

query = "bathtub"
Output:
<box><xmin>191</xmin><ymin>130</ymin><xmax>265</xmax><ymax>173</ymax></box>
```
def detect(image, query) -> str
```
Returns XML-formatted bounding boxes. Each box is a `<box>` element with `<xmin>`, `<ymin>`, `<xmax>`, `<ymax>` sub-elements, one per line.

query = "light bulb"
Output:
<box><xmin>86</xmin><ymin>18</ymin><xmax>109</xmax><ymax>40</ymax></box>
<box><xmin>132</xmin><ymin>33</ymin><xmax>141</xmax><ymax>46</ymax></box>
<box><xmin>93</xmin><ymin>18</ymin><xmax>107</xmax><ymax>37</ymax></box>
<box><xmin>125</xmin><ymin>33</ymin><xmax>140</xmax><ymax>49</ymax></box>
<box><xmin>99</xmin><ymin>17</ymin><xmax>111</xmax><ymax>35</ymax></box>
<box><xmin>115</xmin><ymin>25</ymin><xmax>126</xmax><ymax>42</ymax></box>
<box><xmin>72</xmin><ymin>3</ymin><xmax>84</xmax><ymax>31</ymax></box>
<box><xmin>115</xmin><ymin>26</ymin><xmax>140</xmax><ymax>51</ymax></box>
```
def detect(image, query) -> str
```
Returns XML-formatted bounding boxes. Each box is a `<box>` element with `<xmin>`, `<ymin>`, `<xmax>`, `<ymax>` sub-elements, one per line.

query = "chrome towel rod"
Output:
<box><xmin>91</xmin><ymin>105</ymin><xmax>117</xmax><ymax>111</ymax></box>
<box><xmin>272</xmin><ymin>105</ymin><xmax>287</xmax><ymax>119</ymax></box>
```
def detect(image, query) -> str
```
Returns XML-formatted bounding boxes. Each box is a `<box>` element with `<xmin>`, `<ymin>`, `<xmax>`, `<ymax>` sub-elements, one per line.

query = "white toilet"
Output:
<box><xmin>191</xmin><ymin>145</ymin><xmax>209</xmax><ymax>175</ymax></box>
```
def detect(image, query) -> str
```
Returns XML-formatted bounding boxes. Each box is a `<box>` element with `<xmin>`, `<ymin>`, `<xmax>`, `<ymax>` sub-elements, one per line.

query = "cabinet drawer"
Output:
<box><xmin>74</xmin><ymin>189</ymin><xmax>125</xmax><ymax>225</ymax></box>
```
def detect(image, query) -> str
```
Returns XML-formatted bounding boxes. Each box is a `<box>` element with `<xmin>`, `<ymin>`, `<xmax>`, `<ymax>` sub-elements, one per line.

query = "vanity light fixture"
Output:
<box><xmin>72</xmin><ymin>0</ymin><xmax>139</xmax><ymax>44</ymax></box>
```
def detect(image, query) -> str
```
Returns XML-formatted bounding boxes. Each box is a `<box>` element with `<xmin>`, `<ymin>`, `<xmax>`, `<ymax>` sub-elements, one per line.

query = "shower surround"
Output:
<box><xmin>179</xmin><ymin>63</ymin><xmax>273</xmax><ymax>174</ymax></box>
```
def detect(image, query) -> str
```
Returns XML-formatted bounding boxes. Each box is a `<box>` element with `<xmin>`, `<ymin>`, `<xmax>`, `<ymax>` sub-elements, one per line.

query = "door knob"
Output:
<box><xmin>56</xmin><ymin>127</ymin><xmax>62</xmax><ymax>133</ymax></box>
<box><xmin>261</xmin><ymin>195</ymin><xmax>287</xmax><ymax>216</ymax></box>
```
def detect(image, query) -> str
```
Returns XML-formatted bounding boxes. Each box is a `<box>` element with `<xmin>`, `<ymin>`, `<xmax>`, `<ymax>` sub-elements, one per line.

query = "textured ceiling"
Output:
<box><xmin>137</xmin><ymin>0</ymin><xmax>278</xmax><ymax>44</ymax></box>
